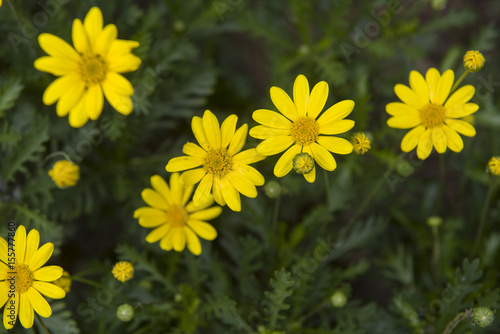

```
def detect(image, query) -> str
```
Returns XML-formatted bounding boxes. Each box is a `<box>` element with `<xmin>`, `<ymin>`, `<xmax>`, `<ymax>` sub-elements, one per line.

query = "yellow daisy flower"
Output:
<box><xmin>34</xmin><ymin>7</ymin><xmax>141</xmax><ymax>128</ymax></box>
<box><xmin>249</xmin><ymin>74</ymin><xmax>355</xmax><ymax>183</ymax></box>
<box><xmin>48</xmin><ymin>160</ymin><xmax>79</xmax><ymax>188</ymax></box>
<box><xmin>166</xmin><ymin>110</ymin><xmax>265</xmax><ymax>212</ymax></box>
<box><xmin>134</xmin><ymin>173</ymin><xmax>222</xmax><ymax>255</ymax></box>
<box><xmin>112</xmin><ymin>262</ymin><xmax>134</xmax><ymax>282</ymax></box>
<box><xmin>0</xmin><ymin>226</ymin><xmax>66</xmax><ymax>329</ymax></box>
<box><xmin>386</xmin><ymin>68</ymin><xmax>479</xmax><ymax>160</ymax></box>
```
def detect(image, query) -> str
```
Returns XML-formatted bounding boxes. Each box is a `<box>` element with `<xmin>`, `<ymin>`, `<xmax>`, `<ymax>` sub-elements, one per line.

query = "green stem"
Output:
<box><xmin>35</xmin><ymin>313</ymin><xmax>51</xmax><ymax>334</ymax></box>
<box><xmin>431</xmin><ymin>225</ymin><xmax>441</xmax><ymax>282</ymax></box>
<box><xmin>321</xmin><ymin>169</ymin><xmax>332</xmax><ymax>234</ymax></box>
<box><xmin>69</xmin><ymin>275</ymin><xmax>106</xmax><ymax>289</ymax></box>
<box><xmin>450</xmin><ymin>71</ymin><xmax>468</xmax><ymax>93</ymax></box>
<box><xmin>441</xmin><ymin>308</ymin><xmax>474</xmax><ymax>334</ymax></box>
<box><xmin>472</xmin><ymin>175</ymin><xmax>497</xmax><ymax>257</ymax></box>
<box><xmin>436</xmin><ymin>153</ymin><xmax>446</xmax><ymax>215</ymax></box>
<box><xmin>272</xmin><ymin>191</ymin><xmax>281</xmax><ymax>247</ymax></box>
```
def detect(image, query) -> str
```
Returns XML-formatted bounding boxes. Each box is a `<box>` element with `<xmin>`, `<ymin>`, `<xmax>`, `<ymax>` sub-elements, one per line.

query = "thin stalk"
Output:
<box><xmin>472</xmin><ymin>175</ymin><xmax>497</xmax><ymax>257</ymax></box>
<box><xmin>271</xmin><ymin>192</ymin><xmax>281</xmax><ymax>247</ymax></box>
<box><xmin>36</xmin><ymin>313</ymin><xmax>51</xmax><ymax>334</ymax></box>
<box><xmin>321</xmin><ymin>169</ymin><xmax>332</xmax><ymax>234</ymax></box>
<box><xmin>431</xmin><ymin>225</ymin><xmax>441</xmax><ymax>282</ymax></box>
<box><xmin>69</xmin><ymin>275</ymin><xmax>106</xmax><ymax>289</ymax></box>
<box><xmin>436</xmin><ymin>154</ymin><xmax>446</xmax><ymax>215</ymax></box>
<box><xmin>441</xmin><ymin>308</ymin><xmax>474</xmax><ymax>334</ymax></box>
<box><xmin>450</xmin><ymin>71</ymin><xmax>468</xmax><ymax>93</ymax></box>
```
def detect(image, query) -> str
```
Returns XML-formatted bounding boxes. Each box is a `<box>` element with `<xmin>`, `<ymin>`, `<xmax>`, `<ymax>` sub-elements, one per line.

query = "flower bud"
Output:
<box><xmin>264</xmin><ymin>180</ymin><xmax>282</xmax><ymax>198</ymax></box>
<box><xmin>330</xmin><ymin>290</ymin><xmax>348</xmax><ymax>308</ymax></box>
<box><xmin>292</xmin><ymin>152</ymin><xmax>314</xmax><ymax>175</ymax></box>
<box><xmin>112</xmin><ymin>261</ymin><xmax>134</xmax><ymax>282</ymax></box>
<box><xmin>487</xmin><ymin>157</ymin><xmax>500</xmax><ymax>176</ymax></box>
<box><xmin>48</xmin><ymin>160</ymin><xmax>80</xmax><ymax>188</ymax></box>
<box><xmin>427</xmin><ymin>216</ymin><xmax>442</xmax><ymax>227</ymax></box>
<box><xmin>117</xmin><ymin>304</ymin><xmax>134</xmax><ymax>322</ymax></box>
<box><xmin>350</xmin><ymin>132</ymin><xmax>371</xmax><ymax>155</ymax></box>
<box><xmin>473</xmin><ymin>307</ymin><xmax>494</xmax><ymax>327</ymax></box>
<box><xmin>463</xmin><ymin>50</ymin><xmax>485</xmax><ymax>72</ymax></box>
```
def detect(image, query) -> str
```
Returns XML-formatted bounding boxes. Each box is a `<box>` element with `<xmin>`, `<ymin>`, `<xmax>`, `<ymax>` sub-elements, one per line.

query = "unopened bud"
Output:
<box><xmin>463</xmin><ymin>50</ymin><xmax>485</xmax><ymax>73</ymax></box>
<box><xmin>117</xmin><ymin>304</ymin><xmax>134</xmax><ymax>322</ymax></box>
<box><xmin>292</xmin><ymin>152</ymin><xmax>314</xmax><ymax>175</ymax></box>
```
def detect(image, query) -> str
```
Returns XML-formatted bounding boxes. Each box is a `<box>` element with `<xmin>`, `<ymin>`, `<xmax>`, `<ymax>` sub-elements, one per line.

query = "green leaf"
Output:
<box><xmin>0</xmin><ymin>79</ymin><xmax>24</xmax><ymax>118</ymax></box>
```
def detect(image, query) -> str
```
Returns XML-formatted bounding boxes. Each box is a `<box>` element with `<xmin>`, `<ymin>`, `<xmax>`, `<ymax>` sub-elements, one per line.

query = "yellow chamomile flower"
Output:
<box><xmin>488</xmin><ymin>157</ymin><xmax>500</xmax><ymax>176</ymax></box>
<box><xmin>166</xmin><ymin>111</ymin><xmax>266</xmax><ymax>212</ymax></box>
<box><xmin>249</xmin><ymin>74</ymin><xmax>355</xmax><ymax>183</ymax></box>
<box><xmin>463</xmin><ymin>50</ymin><xmax>485</xmax><ymax>73</ymax></box>
<box><xmin>386</xmin><ymin>68</ymin><xmax>479</xmax><ymax>160</ymax></box>
<box><xmin>0</xmin><ymin>226</ymin><xmax>66</xmax><ymax>329</ymax></box>
<box><xmin>112</xmin><ymin>262</ymin><xmax>134</xmax><ymax>282</ymax></box>
<box><xmin>134</xmin><ymin>173</ymin><xmax>222</xmax><ymax>255</ymax></box>
<box><xmin>34</xmin><ymin>7</ymin><xmax>141</xmax><ymax>128</ymax></box>
<box><xmin>351</xmin><ymin>132</ymin><xmax>371</xmax><ymax>155</ymax></box>
<box><xmin>52</xmin><ymin>271</ymin><xmax>71</xmax><ymax>293</ymax></box>
<box><xmin>48</xmin><ymin>160</ymin><xmax>79</xmax><ymax>188</ymax></box>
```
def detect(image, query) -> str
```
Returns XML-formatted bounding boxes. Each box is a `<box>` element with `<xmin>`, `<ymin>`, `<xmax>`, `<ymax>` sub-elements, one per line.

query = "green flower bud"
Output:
<box><xmin>330</xmin><ymin>290</ymin><xmax>347</xmax><ymax>308</ymax></box>
<box><xmin>293</xmin><ymin>152</ymin><xmax>314</xmax><ymax>175</ymax></box>
<box><xmin>117</xmin><ymin>304</ymin><xmax>134</xmax><ymax>322</ymax></box>
<box><xmin>427</xmin><ymin>216</ymin><xmax>442</xmax><ymax>227</ymax></box>
<box><xmin>264</xmin><ymin>180</ymin><xmax>282</xmax><ymax>198</ymax></box>
<box><xmin>473</xmin><ymin>307</ymin><xmax>494</xmax><ymax>327</ymax></box>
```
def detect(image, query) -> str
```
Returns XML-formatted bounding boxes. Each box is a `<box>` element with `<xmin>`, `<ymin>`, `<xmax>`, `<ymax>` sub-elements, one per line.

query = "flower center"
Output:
<box><xmin>166</xmin><ymin>205</ymin><xmax>189</xmax><ymax>228</ymax></box>
<box><xmin>419</xmin><ymin>103</ymin><xmax>446</xmax><ymax>128</ymax></box>
<box><xmin>203</xmin><ymin>149</ymin><xmax>232</xmax><ymax>178</ymax></box>
<box><xmin>15</xmin><ymin>264</ymin><xmax>34</xmax><ymax>293</ymax></box>
<box><xmin>291</xmin><ymin>117</ymin><xmax>319</xmax><ymax>145</ymax></box>
<box><xmin>79</xmin><ymin>54</ymin><xmax>108</xmax><ymax>84</ymax></box>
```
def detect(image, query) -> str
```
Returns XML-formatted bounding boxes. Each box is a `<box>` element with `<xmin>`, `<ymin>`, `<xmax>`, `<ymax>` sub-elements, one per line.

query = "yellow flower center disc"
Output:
<box><xmin>15</xmin><ymin>264</ymin><xmax>34</xmax><ymax>293</ymax></box>
<box><xmin>291</xmin><ymin>117</ymin><xmax>319</xmax><ymax>146</ymax></box>
<box><xmin>419</xmin><ymin>103</ymin><xmax>446</xmax><ymax>128</ymax></box>
<box><xmin>204</xmin><ymin>149</ymin><xmax>232</xmax><ymax>178</ymax></box>
<box><xmin>80</xmin><ymin>54</ymin><xmax>108</xmax><ymax>84</ymax></box>
<box><xmin>166</xmin><ymin>205</ymin><xmax>189</xmax><ymax>228</ymax></box>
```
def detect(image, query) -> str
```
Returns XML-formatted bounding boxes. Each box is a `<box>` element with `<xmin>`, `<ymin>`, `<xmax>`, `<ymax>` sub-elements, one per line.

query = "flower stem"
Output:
<box><xmin>472</xmin><ymin>175</ymin><xmax>497</xmax><ymax>257</ymax></box>
<box><xmin>436</xmin><ymin>153</ymin><xmax>446</xmax><ymax>215</ymax></box>
<box><xmin>272</xmin><ymin>191</ymin><xmax>281</xmax><ymax>247</ymax></box>
<box><xmin>431</xmin><ymin>224</ymin><xmax>441</xmax><ymax>282</ymax></box>
<box><xmin>441</xmin><ymin>308</ymin><xmax>474</xmax><ymax>334</ymax></box>
<box><xmin>36</xmin><ymin>313</ymin><xmax>51</xmax><ymax>334</ymax></box>
<box><xmin>450</xmin><ymin>71</ymin><xmax>468</xmax><ymax>94</ymax></box>
<box><xmin>69</xmin><ymin>275</ymin><xmax>106</xmax><ymax>289</ymax></box>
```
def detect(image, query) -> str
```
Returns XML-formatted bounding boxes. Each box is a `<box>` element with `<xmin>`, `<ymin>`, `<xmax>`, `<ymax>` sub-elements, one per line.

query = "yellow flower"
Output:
<box><xmin>134</xmin><ymin>173</ymin><xmax>222</xmax><ymax>255</ymax></box>
<box><xmin>52</xmin><ymin>271</ymin><xmax>71</xmax><ymax>293</ymax></box>
<box><xmin>463</xmin><ymin>50</ymin><xmax>485</xmax><ymax>72</ymax></box>
<box><xmin>0</xmin><ymin>226</ymin><xmax>66</xmax><ymax>329</ymax></box>
<box><xmin>488</xmin><ymin>157</ymin><xmax>500</xmax><ymax>176</ymax></box>
<box><xmin>48</xmin><ymin>160</ymin><xmax>79</xmax><ymax>188</ymax></box>
<box><xmin>351</xmin><ymin>132</ymin><xmax>371</xmax><ymax>155</ymax></box>
<box><xmin>249</xmin><ymin>74</ymin><xmax>355</xmax><ymax>183</ymax></box>
<box><xmin>34</xmin><ymin>7</ymin><xmax>141</xmax><ymax>128</ymax></box>
<box><xmin>112</xmin><ymin>262</ymin><xmax>134</xmax><ymax>282</ymax></box>
<box><xmin>166</xmin><ymin>111</ymin><xmax>265</xmax><ymax>212</ymax></box>
<box><xmin>386</xmin><ymin>68</ymin><xmax>479</xmax><ymax>160</ymax></box>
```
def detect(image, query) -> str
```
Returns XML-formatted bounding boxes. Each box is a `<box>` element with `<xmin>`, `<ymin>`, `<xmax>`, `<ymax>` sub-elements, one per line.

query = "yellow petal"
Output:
<box><xmin>310</xmin><ymin>143</ymin><xmax>337</xmax><ymax>171</ymax></box>
<box><xmin>316</xmin><ymin>100</ymin><xmax>355</xmax><ymax>125</ymax></box>
<box><xmin>108</xmin><ymin>40</ymin><xmax>140</xmax><ymax>58</ymax></box>
<box><xmin>249</xmin><ymin>125</ymin><xmax>290</xmax><ymax>139</ymax></box>
<box><xmin>32</xmin><ymin>282</ymin><xmax>66</xmax><ymax>299</ymax></box>
<box><xmin>3</xmin><ymin>293</ymin><xmax>18</xmax><ymax>329</ymax></box>
<box><xmin>318</xmin><ymin>119</ymin><xmax>355</xmax><ymax>135</ymax></box>
<box><xmin>212</xmin><ymin>177</ymin><xmax>226</xmax><ymax>206</ymax></box>
<box><xmin>186</xmin><ymin>195</ymin><xmax>214</xmax><ymax>212</ymax></box>
<box><xmin>233</xmin><ymin>148</ymin><xmax>265</xmax><ymax>165</ymax></box>
<box><xmin>387</xmin><ymin>115</ymin><xmax>421</xmax><ymax>129</ymax></box>
<box><xmin>192</xmin><ymin>116</ymin><xmax>210</xmax><ymax>151</ymax></box>
<box><xmin>102</xmin><ymin>72</ymin><xmax>134</xmax><ymax>95</ymax></box>
<box><xmin>42</xmin><ymin>75</ymin><xmax>76</xmax><ymax>106</ymax></box>
<box><xmin>68</xmin><ymin>98</ymin><xmax>89</xmax><ymax>128</ymax></box>
<box><xmin>184</xmin><ymin>227</ymin><xmax>202</xmax><ymax>255</ymax></box>
<box><xmin>409</xmin><ymin>70</ymin><xmax>430</xmax><ymax>104</ymax></box>
<box><xmin>426</xmin><ymin>68</ymin><xmax>440</xmax><ymax>101</ymax></box>
<box><xmin>307</xmin><ymin>81</ymin><xmax>328</xmax><ymax>119</ymax></box>
<box><xmin>141</xmin><ymin>189</ymin><xmax>168</xmax><ymax>210</ymax></box>
<box><xmin>293</xmin><ymin>74</ymin><xmax>309</xmax><ymax>117</ymax></box>
<box><xmin>150</xmin><ymin>175</ymin><xmax>172</xmax><ymax>204</ymax></box>
<box><xmin>37</xmin><ymin>33</ymin><xmax>79</xmax><ymax>62</ymax></box>
<box><xmin>179</xmin><ymin>168</ymin><xmax>206</xmax><ymax>186</ymax></box>
<box><xmin>316</xmin><ymin>136</ymin><xmax>353</xmax><ymax>154</ymax></box>
<box><xmin>55</xmin><ymin>76</ymin><xmax>85</xmax><ymax>117</ymax></box>
<box><xmin>33</xmin><ymin>266</ymin><xmax>63</xmax><ymax>281</ymax></box>
<box><xmin>171</xmin><ymin>228</ymin><xmax>186</xmax><ymax>252</ymax></box>
<box><xmin>84</xmin><ymin>7</ymin><xmax>103</xmax><ymax>50</ymax></box>
<box><xmin>19</xmin><ymin>293</ymin><xmax>34</xmax><ymax>328</ymax></box>
<box><xmin>159</xmin><ymin>231</ymin><xmax>173</xmax><ymax>250</ymax></box>
<box><xmin>221</xmin><ymin>115</ymin><xmax>238</xmax><ymax>149</ymax></box>
<box><xmin>107</xmin><ymin>53</ymin><xmax>142</xmax><ymax>73</ymax></box>
<box><xmin>220</xmin><ymin>177</ymin><xmax>241</xmax><ymax>212</ymax></box>
<box><xmin>94</xmin><ymin>24</ymin><xmax>117</xmax><ymax>56</ymax></box>
<box><xmin>193</xmin><ymin>174</ymin><xmax>213</xmax><ymax>208</ymax></box>
<box><xmin>228</xmin><ymin>124</ymin><xmax>248</xmax><ymax>156</ymax></box>
<box><xmin>446</xmin><ymin>103</ymin><xmax>478</xmax><ymax>118</ymax></box>
<box><xmin>446</xmin><ymin>119</ymin><xmax>476</xmax><ymax>137</ymax></box>
<box><xmin>394</xmin><ymin>84</ymin><xmax>425</xmax><ymax>109</ymax></box>
<box><xmin>416</xmin><ymin>128</ymin><xmax>433</xmax><ymax>160</ymax></box>
<box><xmin>0</xmin><ymin>238</ymin><xmax>7</xmax><ymax>264</ymax></box>
<box><xmin>28</xmin><ymin>243</ymin><xmax>53</xmax><ymax>271</ymax></box>
<box><xmin>33</xmin><ymin>56</ymin><xmax>78</xmax><ymax>76</ymax></box>
<box><xmin>134</xmin><ymin>207</ymin><xmax>167</xmax><ymax>227</ymax></box>
<box><xmin>227</xmin><ymin>173</ymin><xmax>257</xmax><ymax>198</ymax></box>
<box><xmin>401</xmin><ymin>125</ymin><xmax>425</xmax><ymax>152</ymax></box>
<box><xmin>25</xmin><ymin>229</ymin><xmax>39</xmax><ymax>265</ymax></box>
<box><xmin>253</xmin><ymin>109</ymin><xmax>292</xmax><ymax>129</ymax></box>
<box><xmin>169</xmin><ymin>173</ymin><xmax>183</xmax><ymax>205</ymax></box>
<box><xmin>189</xmin><ymin>207</ymin><xmax>222</xmax><ymax>221</ymax></box>
<box><xmin>274</xmin><ymin>144</ymin><xmax>301</xmax><ymax>177</ymax></box>
<box><xmin>234</xmin><ymin>164</ymin><xmax>265</xmax><ymax>186</ymax></box>
<box><xmin>385</xmin><ymin>102</ymin><xmax>419</xmax><ymax>117</ymax></box>
<box><xmin>146</xmin><ymin>224</ymin><xmax>170</xmax><ymax>243</ymax></box>
<box><xmin>26</xmin><ymin>287</ymin><xmax>52</xmax><ymax>317</ymax></box>
<box><xmin>15</xmin><ymin>225</ymin><xmax>26</xmax><ymax>265</ymax></box>
<box><xmin>203</xmin><ymin>110</ymin><xmax>221</xmax><ymax>149</ymax></box>
<box><xmin>72</xmin><ymin>19</ymin><xmax>89</xmax><ymax>53</ymax></box>
<box><xmin>270</xmin><ymin>86</ymin><xmax>298</xmax><ymax>121</ymax></box>
<box><xmin>432</xmin><ymin>69</ymin><xmax>454</xmax><ymax>105</ymax></box>
<box><xmin>187</xmin><ymin>220</ymin><xmax>218</xmax><ymax>240</ymax></box>
<box><xmin>432</xmin><ymin>127</ymin><xmax>447</xmax><ymax>153</ymax></box>
<box><xmin>182</xmin><ymin>142</ymin><xmax>206</xmax><ymax>158</ymax></box>
<box><xmin>102</xmin><ymin>87</ymin><xmax>133</xmax><ymax>115</ymax></box>
<box><xmin>85</xmin><ymin>84</ymin><xmax>104</xmax><ymax>120</ymax></box>
<box><xmin>302</xmin><ymin>145</ymin><xmax>316</xmax><ymax>183</ymax></box>
<box><xmin>445</xmin><ymin>85</ymin><xmax>475</xmax><ymax>108</ymax></box>
<box><xmin>165</xmin><ymin>156</ymin><xmax>204</xmax><ymax>172</ymax></box>
<box><xmin>256</xmin><ymin>135</ymin><xmax>293</xmax><ymax>156</ymax></box>
<box><xmin>442</xmin><ymin>125</ymin><xmax>464</xmax><ymax>152</ymax></box>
